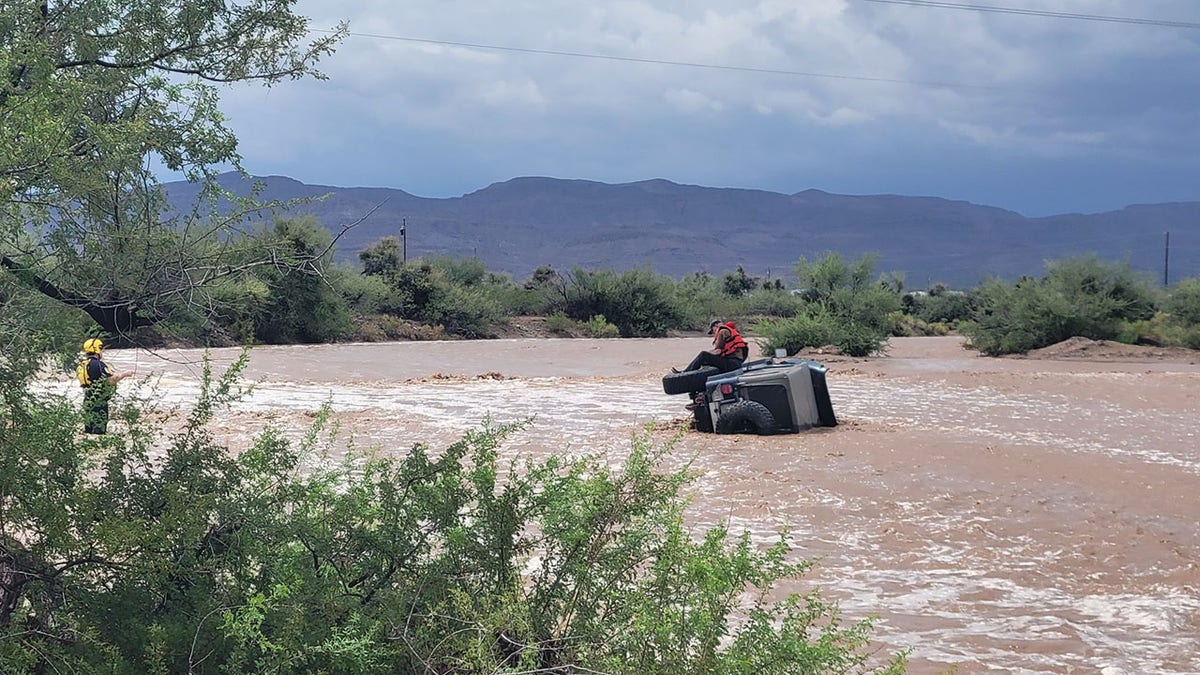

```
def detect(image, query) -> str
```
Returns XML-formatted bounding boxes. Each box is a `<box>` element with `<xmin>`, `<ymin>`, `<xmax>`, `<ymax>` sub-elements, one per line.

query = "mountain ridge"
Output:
<box><xmin>164</xmin><ymin>173</ymin><xmax>1200</xmax><ymax>288</ymax></box>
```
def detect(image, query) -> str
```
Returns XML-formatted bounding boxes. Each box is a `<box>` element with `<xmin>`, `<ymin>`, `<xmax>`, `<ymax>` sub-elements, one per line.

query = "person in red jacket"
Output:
<box><xmin>676</xmin><ymin>319</ymin><xmax>748</xmax><ymax>374</ymax></box>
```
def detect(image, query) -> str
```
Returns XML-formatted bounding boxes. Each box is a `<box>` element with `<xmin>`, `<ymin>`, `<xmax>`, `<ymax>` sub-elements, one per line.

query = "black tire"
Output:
<box><xmin>662</xmin><ymin>366</ymin><xmax>719</xmax><ymax>396</ymax></box>
<box><xmin>715</xmin><ymin>400</ymin><xmax>776</xmax><ymax>435</ymax></box>
<box><xmin>693</xmin><ymin>399</ymin><xmax>714</xmax><ymax>433</ymax></box>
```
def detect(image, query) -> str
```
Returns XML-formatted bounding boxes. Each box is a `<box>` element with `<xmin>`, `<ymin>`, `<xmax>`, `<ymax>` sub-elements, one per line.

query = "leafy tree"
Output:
<box><xmin>0</xmin><ymin>0</ymin><xmax>344</xmax><ymax>338</ymax></box>
<box><xmin>245</xmin><ymin>217</ymin><xmax>354</xmax><ymax>344</ymax></box>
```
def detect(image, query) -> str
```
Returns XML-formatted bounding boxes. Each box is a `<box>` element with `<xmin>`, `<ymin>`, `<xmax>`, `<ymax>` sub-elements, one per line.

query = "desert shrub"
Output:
<box><xmin>515</xmin><ymin>265</ymin><xmax>569</xmax><ymax>316</ymax></box>
<box><xmin>753</xmin><ymin>253</ymin><xmax>898</xmax><ymax>356</ymax></box>
<box><xmin>960</xmin><ymin>278</ymin><xmax>1073</xmax><ymax>355</ymax></box>
<box><xmin>794</xmin><ymin>252</ymin><xmax>901</xmax><ymax>333</ymax></box>
<box><xmin>962</xmin><ymin>256</ymin><xmax>1161</xmax><ymax>355</ymax></box>
<box><xmin>904</xmin><ymin>289</ymin><xmax>975</xmax><ymax>326</ymax></box>
<box><xmin>1120</xmin><ymin>312</ymin><xmax>1200</xmax><ymax>350</ymax></box>
<box><xmin>364</xmin><ymin>259</ymin><xmax>509</xmax><ymax>338</ymax></box>
<box><xmin>0</xmin><ymin>349</ymin><xmax>906</xmax><ymax>674</ymax></box>
<box><xmin>426</xmin><ymin>254</ymin><xmax>491</xmax><ymax>287</ymax></box>
<box><xmin>584</xmin><ymin>314</ymin><xmax>620</xmax><ymax>338</ymax></box>
<box><xmin>1165</xmin><ymin>277</ymin><xmax>1200</xmax><ymax>327</ymax></box>
<box><xmin>754</xmin><ymin>311</ymin><xmax>888</xmax><ymax>357</ymax></box>
<box><xmin>562</xmin><ymin>266</ymin><xmax>687</xmax><ymax>337</ymax></box>
<box><xmin>337</xmin><ymin>269</ymin><xmax>393</xmax><ymax>315</ymax></box>
<box><xmin>351</xmin><ymin>314</ymin><xmax>447</xmax><ymax>342</ymax></box>
<box><xmin>544</xmin><ymin>311</ymin><xmax>579</xmax><ymax>336</ymax></box>
<box><xmin>737</xmin><ymin>287</ymin><xmax>805</xmax><ymax>318</ymax></box>
<box><xmin>890</xmin><ymin>311</ymin><xmax>951</xmax><ymax>337</ymax></box>
<box><xmin>674</xmin><ymin>272</ymin><xmax>743</xmax><ymax>328</ymax></box>
<box><xmin>244</xmin><ymin>218</ymin><xmax>356</xmax><ymax>344</ymax></box>
<box><xmin>422</xmin><ymin>285</ymin><xmax>505</xmax><ymax>338</ymax></box>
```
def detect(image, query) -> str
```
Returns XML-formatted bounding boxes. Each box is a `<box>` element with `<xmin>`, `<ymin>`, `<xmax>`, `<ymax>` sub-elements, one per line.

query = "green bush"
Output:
<box><xmin>243</xmin><ymin>217</ymin><xmax>355</xmax><ymax>344</ymax></box>
<box><xmin>1165</xmin><ymin>277</ymin><xmax>1200</xmax><ymax>327</ymax></box>
<box><xmin>738</xmin><ymin>288</ymin><xmax>805</xmax><ymax>318</ymax></box>
<box><xmin>366</xmin><ymin>259</ymin><xmax>511</xmax><ymax>338</ymax></box>
<box><xmin>0</xmin><ymin>352</ymin><xmax>906</xmax><ymax>674</ymax></box>
<box><xmin>904</xmin><ymin>289</ymin><xmax>975</xmax><ymax>326</ymax></box>
<box><xmin>544</xmin><ymin>311</ymin><xmax>579</xmax><ymax>336</ymax></box>
<box><xmin>961</xmin><ymin>256</ymin><xmax>1161</xmax><ymax>355</ymax></box>
<box><xmin>1120</xmin><ymin>312</ymin><xmax>1200</xmax><ymax>350</ymax></box>
<box><xmin>890</xmin><ymin>311</ymin><xmax>951</xmax><ymax>337</ymax></box>
<box><xmin>584</xmin><ymin>314</ymin><xmax>620</xmax><ymax>338</ymax></box>
<box><xmin>563</xmin><ymin>266</ymin><xmax>688</xmax><ymax>337</ymax></box>
<box><xmin>422</xmin><ymin>285</ymin><xmax>505</xmax><ymax>339</ymax></box>
<box><xmin>754</xmin><ymin>311</ymin><xmax>889</xmax><ymax>357</ymax></box>
<box><xmin>794</xmin><ymin>253</ymin><xmax>902</xmax><ymax>334</ymax></box>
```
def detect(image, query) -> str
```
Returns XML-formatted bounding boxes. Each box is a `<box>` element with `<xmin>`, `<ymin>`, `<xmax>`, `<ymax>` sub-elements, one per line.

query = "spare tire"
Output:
<box><xmin>662</xmin><ymin>366</ymin><xmax>719</xmax><ymax>396</ymax></box>
<box><xmin>715</xmin><ymin>400</ymin><xmax>776</xmax><ymax>435</ymax></box>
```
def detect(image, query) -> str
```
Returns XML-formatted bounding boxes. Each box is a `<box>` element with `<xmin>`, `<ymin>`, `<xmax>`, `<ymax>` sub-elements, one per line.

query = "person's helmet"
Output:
<box><xmin>707</xmin><ymin>319</ymin><xmax>723</xmax><ymax>335</ymax></box>
<box><xmin>83</xmin><ymin>338</ymin><xmax>104</xmax><ymax>354</ymax></box>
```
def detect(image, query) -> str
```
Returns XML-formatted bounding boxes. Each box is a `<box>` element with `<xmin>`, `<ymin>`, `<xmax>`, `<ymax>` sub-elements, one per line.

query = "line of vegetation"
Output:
<box><xmin>7</xmin><ymin>218</ymin><xmax>1200</xmax><ymax>358</ymax></box>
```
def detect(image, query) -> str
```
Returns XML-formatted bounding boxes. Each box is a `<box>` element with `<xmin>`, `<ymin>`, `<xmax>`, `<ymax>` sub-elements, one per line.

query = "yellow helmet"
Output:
<box><xmin>83</xmin><ymin>338</ymin><xmax>104</xmax><ymax>354</ymax></box>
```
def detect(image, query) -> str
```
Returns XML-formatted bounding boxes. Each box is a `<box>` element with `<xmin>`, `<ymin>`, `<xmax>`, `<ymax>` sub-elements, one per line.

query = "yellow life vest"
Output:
<box><xmin>77</xmin><ymin>357</ymin><xmax>109</xmax><ymax>387</ymax></box>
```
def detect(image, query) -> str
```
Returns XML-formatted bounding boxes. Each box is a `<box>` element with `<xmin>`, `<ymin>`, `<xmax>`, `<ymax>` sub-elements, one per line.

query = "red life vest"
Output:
<box><xmin>714</xmin><ymin>322</ymin><xmax>747</xmax><ymax>358</ymax></box>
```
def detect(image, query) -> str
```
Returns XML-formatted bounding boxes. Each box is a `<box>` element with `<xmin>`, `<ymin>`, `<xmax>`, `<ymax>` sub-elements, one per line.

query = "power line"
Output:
<box><xmin>857</xmin><ymin>0</ymin><xmax>1200</xmax><ymax>29</ymax></box>
<box><xmin>322</xmin><ymin>30</ymin><xmax>998</xmax><ymax>91</ymax></box>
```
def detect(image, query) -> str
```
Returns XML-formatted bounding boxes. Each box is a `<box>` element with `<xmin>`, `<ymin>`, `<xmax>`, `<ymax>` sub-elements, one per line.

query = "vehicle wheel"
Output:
<box><xmin>715</xmin><ymin>400</ymin><xmax>776</xmax><ymax>435</ymax></box>
<box><xmin>662</xmin><ymin>366</ymin><xmax>719</xmax><ymax>395</ymax></box>
<box><xmin>693</xmin><ymin>398</ymin><xmax>713</xmax><ymax>433</ymax></box>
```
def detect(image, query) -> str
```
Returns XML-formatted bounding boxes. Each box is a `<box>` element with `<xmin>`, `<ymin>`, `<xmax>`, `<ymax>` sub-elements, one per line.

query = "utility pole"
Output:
<box><xmin>401</xmin><ymin>218</ymin><xmax>407</xmax><ymax>264</ymax></box>
<box><xmin>1164</xmin><ymin>231</ymin><xmax>1170</xmax><ymax>286</ymax></box>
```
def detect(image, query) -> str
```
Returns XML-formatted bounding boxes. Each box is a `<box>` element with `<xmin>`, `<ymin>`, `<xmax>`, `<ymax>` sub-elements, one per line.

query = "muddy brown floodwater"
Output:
<box><xmin>52</xmin><ymin>336</ymin><xmax>1200</xmax><ymax>674</ymax></box>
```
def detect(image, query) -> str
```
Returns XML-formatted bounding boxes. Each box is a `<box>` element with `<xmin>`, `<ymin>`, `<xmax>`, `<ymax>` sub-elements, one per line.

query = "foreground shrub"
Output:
<box><xmin>0</xmin><ymin>355</ymin><xmax>906</xmax><ymax>674</ymax></box>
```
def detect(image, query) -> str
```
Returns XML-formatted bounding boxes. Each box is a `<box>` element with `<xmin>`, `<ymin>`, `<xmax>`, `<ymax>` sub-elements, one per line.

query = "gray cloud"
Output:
<box><xmin>215</xmin><ymin>0</ymin><xmax>1200</xmax><ymax>215</ymax></box>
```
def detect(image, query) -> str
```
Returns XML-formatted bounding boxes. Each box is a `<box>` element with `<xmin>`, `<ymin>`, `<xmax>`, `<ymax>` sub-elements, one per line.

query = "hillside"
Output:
<box><xmin>164</xmin><ymin>173</ymin><xmax>1200</xmax><ymax>288</ymax></box>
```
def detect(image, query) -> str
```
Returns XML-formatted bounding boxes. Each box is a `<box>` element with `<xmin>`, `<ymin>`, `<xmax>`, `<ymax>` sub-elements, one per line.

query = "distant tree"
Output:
<box><xmin>722</xmin><ymin>266</ymin><xmax>758</xmax><ymax>297</ymax></box>
<box><xmin>247</xmin><ymin>217</ymin><xmax>353</xmax><ymax>344</ymax></box>
<box><xmin>359</xmin><ymin>237</ymin><xmax>404</xmax><ymax>279</ymax></box>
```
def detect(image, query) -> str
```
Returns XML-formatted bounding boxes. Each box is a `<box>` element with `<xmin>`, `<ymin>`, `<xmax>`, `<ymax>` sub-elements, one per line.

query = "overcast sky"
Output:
<box><xmin>217</xmin><ymin>0</ymin><xmax>1200</xmax><ymax>217</ymax></box>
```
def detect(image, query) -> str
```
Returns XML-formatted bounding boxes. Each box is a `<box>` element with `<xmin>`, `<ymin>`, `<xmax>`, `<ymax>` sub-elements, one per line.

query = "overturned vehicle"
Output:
<box><xmin>662</xmin><ymin>358</ymin><xmax>838</xmax><ymax>435</ymax></box>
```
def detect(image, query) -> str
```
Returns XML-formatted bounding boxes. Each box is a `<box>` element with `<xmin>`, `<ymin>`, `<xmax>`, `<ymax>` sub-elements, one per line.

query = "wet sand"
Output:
<box><xmin>79</xmin><ymin>336</ymin><xmax>1200</xmax><ymax>673</ymax></box>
